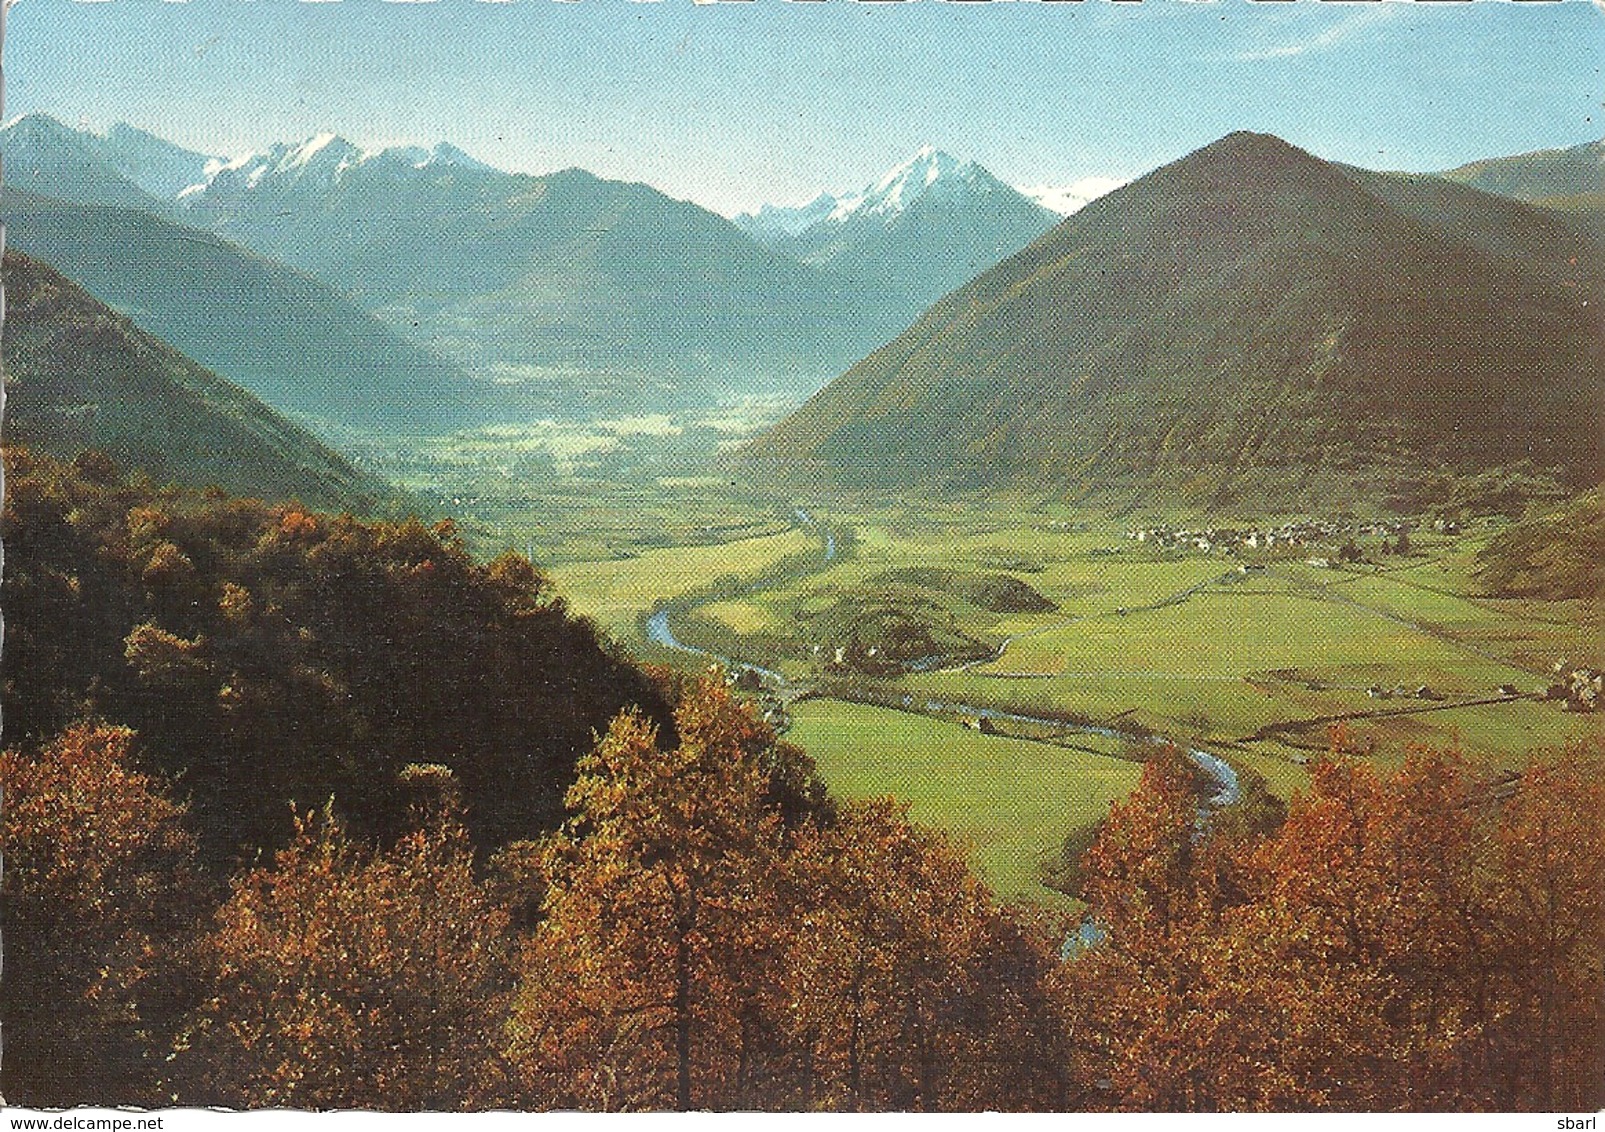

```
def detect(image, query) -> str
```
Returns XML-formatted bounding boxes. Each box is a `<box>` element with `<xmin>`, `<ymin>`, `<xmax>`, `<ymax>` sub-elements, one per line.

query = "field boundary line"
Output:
<box><xmin>1238</xmin><ymin>693</ymin><xmax>1528</xmax><ymax>742</ymax></box>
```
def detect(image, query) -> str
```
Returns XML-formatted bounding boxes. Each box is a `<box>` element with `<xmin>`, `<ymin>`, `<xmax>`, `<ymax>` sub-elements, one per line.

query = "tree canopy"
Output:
<box><xmin>2</xmin><ymin>447</ymin><xmax>667</xmax><ymax>859</ymax></box>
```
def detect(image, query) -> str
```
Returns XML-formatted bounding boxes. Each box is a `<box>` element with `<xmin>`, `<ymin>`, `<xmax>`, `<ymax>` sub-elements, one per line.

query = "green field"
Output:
<box><xmin>354</xmin><ymin>403</ymin><xmax>800</xmax><ymax>563</ymax></box>
<box><xmin>554</xmin><ymin>527</ymin><xmax>816</xmax><ymax>636</ymax></box>
<box><xmin>786</xmin><ymin>699</ymin><xmax>1141</xmax><ymax>904</ymax></box>
<box><xmin>547</xmin><ymin>496</ymin><xmax>1601</xmax><ymax>903</ymax></box>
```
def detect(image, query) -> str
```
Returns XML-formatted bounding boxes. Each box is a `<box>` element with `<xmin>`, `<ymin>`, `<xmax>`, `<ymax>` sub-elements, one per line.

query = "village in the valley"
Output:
<box><xmin>1122</xmin><ymin>515</ymin><xmax>1460</xmax><ymax>561</ymax></box>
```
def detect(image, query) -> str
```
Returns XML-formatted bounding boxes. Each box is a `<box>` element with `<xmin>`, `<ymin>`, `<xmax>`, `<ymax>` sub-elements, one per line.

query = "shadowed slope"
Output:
<box><xmin>3</xmin><ymin>251</ymin><xmax>396</xmax><ymax>513</ymax></box>
<box><xmin>749</xmin><ymin>133</ymin><xmax>1603</xmax><ymax>508</ymax></box>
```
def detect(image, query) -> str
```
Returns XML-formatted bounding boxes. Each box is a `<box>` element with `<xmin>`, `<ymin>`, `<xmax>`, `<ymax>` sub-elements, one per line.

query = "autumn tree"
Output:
<box><xmin>506</xmin><ymin>680</ymin><xmax>788</xmax><ymax>1110</ymax></box>
<box><xmin>1059</xmin><ymin>749</ymin><xmax>1300</xmax><ymax>1111</ymax></box>
<box><xmin>508</xmin><ymin>676</ymin><xmax>1071</xmax><ymax>1112</ymax></box>
<box><xmin>1246</xmin><ymin>748</ymin><xmax>1495</xmax><ymax>1108</ymax></box>
<box><xmin>1484</xmin><ymin>741</ymin><xmax>1605</xmax><ymax>1110</ymax></box>
<box><xmin>1065</xmin><ymin>736</ymin><xmax>1605</xmax><ymax>1112</ymax></box>
<box><xmin>1</xmin><ymin>448</ymin><xmax>668</xmax><ymax>861</ymax></box>
<box><xmin>778</xmin><ymin>798</ymin><xmax>1072</xmax><ymax>1111</ymax></box>
<box><xmin>1067</xmin><ymin>745</ymin><xmax>1505</xmax><ymax>1110</ymax></box>
<box><xmin>170</xmin><ymin>767</ymin><xmax>514</xmax><ymax>1110</ymax></box>
<box><xmin>0</xmin><ymin>723</ymin><xmax>202</xmax><ymax>1106</ymax></box>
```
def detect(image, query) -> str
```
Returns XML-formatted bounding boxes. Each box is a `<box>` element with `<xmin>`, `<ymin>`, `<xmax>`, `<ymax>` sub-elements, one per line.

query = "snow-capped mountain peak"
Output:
<box><xmin>1017</xmin><ymin>176</ymin><xmax>1127</xmax><ymax>216</ymax></box>
<box><xmin>193</xmin><ymin>133</ymin><xmax>367</xmax><ymax>196</ymax></box>
<box><xmin>829</xmin><ymin>146</ymin><xmax>983</xmax><ymax>222</ymax></box>
<box><xmin>733</xmin><ymin>191</ymin><xmax>840</xmax><ymax>240</ymax></box>
<box><xmin>734</xmin><ymin>146</ymin><xmax>1058</xmax><ymax>259</ymax></box>
<box><xmin>285</xmin><ymin>132</ymin><xmax>346</xmax><ymax>169</ymax></box>
<box><xmin>177</xmin><ymin>135</ymin><xmax>494</xmax><ymax>201</ymax></box>
<box><xmin>875</xmin><ymin>145</ymin><xmax>964</xmax><ymax>192</ymax></box>
<box><xmin>372</xmin><ymin>141</ymin><xmax>491</xmax><ymax>171</ymax></box>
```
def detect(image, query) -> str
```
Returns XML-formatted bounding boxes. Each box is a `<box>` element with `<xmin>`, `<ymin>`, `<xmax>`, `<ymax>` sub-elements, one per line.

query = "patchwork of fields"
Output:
<box><xmin>556</xmin><ymin>527</ymin><xmax>816</xmax><ymax>636</ymax></box>
<box><xmin>554</xmin><ymin>500</ymin><xmax>1602</xmax><ymax>901</ymax></box>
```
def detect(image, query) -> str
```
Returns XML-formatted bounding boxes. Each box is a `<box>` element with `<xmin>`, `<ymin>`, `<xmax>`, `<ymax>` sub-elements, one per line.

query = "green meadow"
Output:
<box><xmin>555</xmin><ymin>526</ymin><xmax>816</xmax><ymax>637</ymax></box>
<box><xmin>550</xmin><ymin>497</ymin><xmax>1602</xmax><ymax>904</ymax></box>
<box><xmin>785</xmin><ymin>698</ymin><xmax>1141</xmax><ymax>903</ymax></box>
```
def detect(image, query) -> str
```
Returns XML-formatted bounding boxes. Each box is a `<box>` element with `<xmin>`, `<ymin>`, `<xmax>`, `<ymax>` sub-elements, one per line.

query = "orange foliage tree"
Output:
<box><xmin>1060</xmin><ymin>749</ymin><xmax>1309</xmax><ymax>1111</ymax></box>
<box><xmin>506</xmin><ymin>677</ymin><xmax>1070</xmax><ymax>1111</ymax></box>
<box><xmin>170</xmin><ymin>767</ymin><xmax>514</xmax><ymax>1110</ymax></box>
<box><xmin>1065</xmin><ymin>737</ymin><xmax>1605</xmax><ymax>1112</ymax></box>
<box><xmin>506</xmin><ymin>686</ymin><xmax>787</xmax><ymax>1110</ymax></box>
<box><xmin>1486</xmin><ymin>746</ymin><xmax>1605</xmax><ymax>1109</ymax></box>
<box><xmin>778</xmin><ymin>798</ymin><xmax>1072</xmax><ymax>1111</ymax></box>
<box><xmin>0</xmin><ymin>723</ymin><xmax>202</xmax><ymax>1106</ymax></box>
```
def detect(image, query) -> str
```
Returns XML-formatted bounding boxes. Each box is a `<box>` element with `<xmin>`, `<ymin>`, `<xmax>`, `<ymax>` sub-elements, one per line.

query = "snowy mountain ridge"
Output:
<box><xmin>180</xmin><ymin>134</ymin><xmax>492</xmax><ymax>199</ymax></box>
<box><xmin>737</xmin><ymin>146</ymin><xmax>1022</xmax><ymax>239</ymax></box>
<box><xmin>1019</xmin><ymin>176</ymin><xmax>1128</xmax><ymax>216</ymax></box>
<box><xmin>734</xmin><ymin>146</ymin><xmax>1125</xmax><ymax>247</ymax></box>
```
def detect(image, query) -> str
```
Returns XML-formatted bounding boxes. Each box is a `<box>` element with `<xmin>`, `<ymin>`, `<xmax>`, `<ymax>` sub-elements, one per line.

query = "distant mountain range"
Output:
<box><xmin>3</xmin><ymin>251</ymin><xmax>393</xmax><ymax>513</ymax></box>
<box><xmin>733</xmin><ymin>147</ymin><xmax>1061</xmax><ymax>301</ymax></box>
<box><xmin>0</xmin><ymin>116</ymin><xmax>916</xmax><ymax>411</ymax></box>
<box><xmin>95</xmin><ymin>121</ymin><xmax>222</xmax><ymax>199</ymax></box>
<box><xmin>1441</xmin><ymin>138</ymin><xmax>1602</xmax><ymax>205</ymax></box>
<box><xmin>2</xmin><ymin>188</ymin><xmax>483</xmax><ymax>436</ymax></box>
<box><xmin>0</xmin><ymin>114</ymin><xmax>175</xmax><ymax>213</ymax></box>
<box><xmin>2</xmin><ymin>117</ymin><xmax>1122</xmax><ymax>416</ymax></box>
<box><xmin>7</xmin><ymin>113</ymin><xmax>1599</xmax><ymax>512</ymax></box>
<box><xmin>748</xmin><ymin>132</ymin><xmax>1604</xmax><ymax>509</ymax></box>
<box><xmin>180</xmin><ymin>150</ymin><xmax>892</xmax><ymax>405</ymax></box>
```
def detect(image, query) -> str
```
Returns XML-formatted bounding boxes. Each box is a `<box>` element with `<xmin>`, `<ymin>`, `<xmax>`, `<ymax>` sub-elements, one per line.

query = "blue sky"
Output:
<box><xmin>7</xmin><ymin>0</ymin><xmax>1601</xmax><ymax>215</ymax></box>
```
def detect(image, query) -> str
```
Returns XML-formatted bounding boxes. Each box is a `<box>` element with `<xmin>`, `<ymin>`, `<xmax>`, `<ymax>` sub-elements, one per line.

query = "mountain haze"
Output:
<box><xmin>1440</xmin><ymin>137</ymin><xmax>1605</xmax><ymax>226</ymax></box>
<box><xmin>749</xmin><ymin>133</ymin><xmax>1604</xmax><ymax>508</ymax></box>
<box><xmin>0</xmin><ymin>114</ymin><xmax>170</xmax><ymax>212</ymax></box>
<box><xmin>161</xmin><ymin>129</ymin><xmax>906</xmax><ymax>407</ymax></box>
<box><xmin>94</xmin><ymin>122</ymin><xmax>222</xmax><ymax>199</ymax></box>
<box><xmin>2</xmin><ymin>252</ymin><xmax>393</xmax><ymax>512</ymax></box>
<box><xmin>1441</xmin><ymin>138</ymin><xmax>1603</xmax><ymax>204</ymax></box>
<box><xmin>2</xmin><ymin>189</ymin><xmax>482</xmax><ymax>435</ymax></box>
<box><xmin>3</xmin><ymin>119</ymin><xmax>1071</xmax><ymax>416</ymax></box>
<box><xmin>5</xmin><ymin>116</ymin><xmax>908</xmax><ymax>413</ymax></box>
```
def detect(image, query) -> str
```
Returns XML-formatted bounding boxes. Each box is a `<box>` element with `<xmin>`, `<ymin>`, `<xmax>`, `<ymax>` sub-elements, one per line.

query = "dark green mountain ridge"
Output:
<box><xmin>2</xmin><ymin>189</ymin><xmax>483</xmax><ymax>436</ymax></box>
<box><xmin>2</xmin><ymin>251</ymin><xmax>394</xmax><ymax>513</ymax></box>
<box><xmin>747</xmin><ymin>132</ymin><xmax>1604</xmax><ymax>510</ymax></box>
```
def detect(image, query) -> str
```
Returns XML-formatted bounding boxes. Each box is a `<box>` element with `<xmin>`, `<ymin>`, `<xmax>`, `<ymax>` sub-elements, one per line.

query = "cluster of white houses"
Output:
<box><xmin>1547</xmin><ymin>663</ymin><xmax>1602</xmax><ymax>713</ymax></box>
<box><xmin>1124</xmin><ymin>518</ymin><xmax>1413</xmax><ymax>557</ymax></box>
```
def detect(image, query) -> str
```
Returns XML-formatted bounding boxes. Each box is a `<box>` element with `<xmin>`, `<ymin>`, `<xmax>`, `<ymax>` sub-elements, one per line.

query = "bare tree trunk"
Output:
<box><xmin>676</xmin><ymin>921</ymin><xmax>693</xmax><ymax>1110</ymax></box>
<box><xmin>802</xmin><ymin>1030</ymin><xmax>816</xmax><ymax>1111</ymax></box>
<box><xmin>848</xmin><ymin>955</ymin><xmax>866</xmax><ymax>1111</ymax></box>
<box><xmin>670</xmin><ymin>883</ymin><xmax>698</xmax><ymax>1112</ymax></box>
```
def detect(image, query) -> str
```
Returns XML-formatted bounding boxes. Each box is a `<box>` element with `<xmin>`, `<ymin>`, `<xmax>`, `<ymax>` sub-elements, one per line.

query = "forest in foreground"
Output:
<box><xmin>3</xmin><ymin>450</ymin><xmax>1602</xmax><ymax>1113</ymax></box>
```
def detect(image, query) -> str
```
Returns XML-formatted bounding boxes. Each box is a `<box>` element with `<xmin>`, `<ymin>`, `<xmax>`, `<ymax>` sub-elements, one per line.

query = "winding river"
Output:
<box><xmin>642</xmin><ymin>507</ymin><xmax>836</xmax><ymax>685</ymax></box>
<box><xmin>644</xmin><ymin>607</ymin><xmax>787</xmax><ymax>685</ymax></box>
<box><xmin>645</xmin><ymin>512</ymin><xmax>1242</xmax><ymax>961</ymax></box>
<box><xmin>642</xmin><ymin>511</ymin><xmax>1240</xmax><ymax>812</ymax></box>
<box><xmin>645</xmin><ymin>519</ymin><xmax>1242</xmax><ymax>959</ymax></box>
